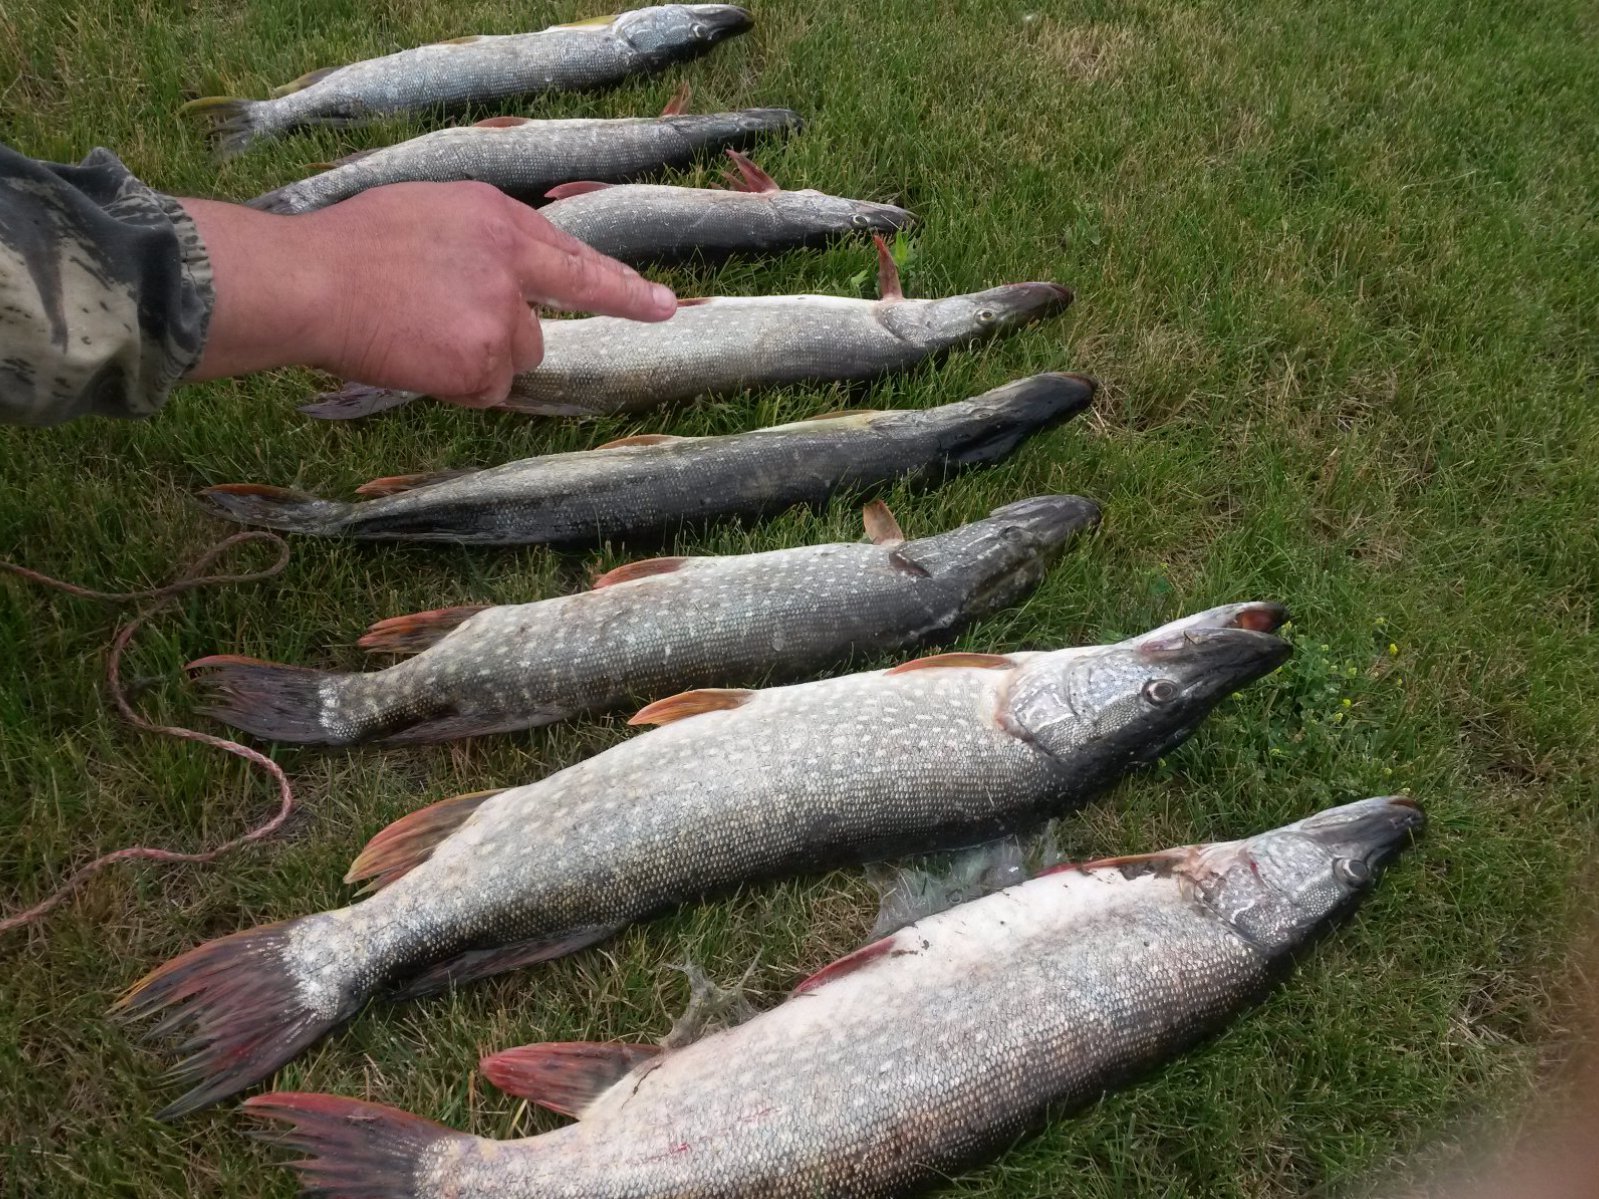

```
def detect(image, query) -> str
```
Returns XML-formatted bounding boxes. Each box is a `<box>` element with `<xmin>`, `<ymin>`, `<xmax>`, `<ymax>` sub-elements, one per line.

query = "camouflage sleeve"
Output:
<box><xmin>0</xmin><ymin>143</ymin><xmax>214</xmax><ymax>425</ymax></box>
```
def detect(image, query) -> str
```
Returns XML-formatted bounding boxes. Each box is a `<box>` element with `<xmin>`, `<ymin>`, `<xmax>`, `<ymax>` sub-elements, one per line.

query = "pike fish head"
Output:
<box><xmin>1184</xmin><ymin>796</ymin><xmax>1426</xmax><ymax>953</ymax></box>
<box><xmin>901</xmin><ymin>495</ymin><xmax>1101</xmax><ymax>618</ymax></box>
<box><xmin>673</xmin><ymin>107</ymin><xmax>807</xmax><ymax>145</ymax></box>
<box><xmin>616</xmin><ymin>5</ymin><xmax>754</xmax><ymax>64</ymax></box>
<box><xmin>881</xmin><ymin>282</ymin><xmax>1073</xmax><ymax>350</ymax></box>
<box><xmin>918</xmin><ymin>372</ymin><xmax>1096</xmax><ymax>467</ymax></box>
<box><xmin>767</xmin><ymin>190</ymin><xmax>915</xmax><ymax>238</ymax></box>
<box><xmin>1004</xmin><ymin>608</ymin><xmax>1292</xmax><ymax>767</ymax></box>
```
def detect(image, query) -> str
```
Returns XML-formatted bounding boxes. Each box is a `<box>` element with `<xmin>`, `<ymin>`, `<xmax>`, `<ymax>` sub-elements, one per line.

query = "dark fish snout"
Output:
<box><xmin>850</xmin><ymin>200</ymin><xmax>916</xmax><ymax>234</ymax></box>
<box><xmin>688</xmin><ymin>5</ymin><xmax>755</xmax><ymax>39</ymax></box>
<box><xmin>985</xmin><ymin>495</ymin><xmax>1102</xmax><ymax>547</ymax></box>
<box><xmin>1292</xmin><ymin>796</ymin><xmax>1427</xmax><ymax>873</ymax></box>
<box><xmin>986</xmin><ymin>282</ymin><xmax>1075</xmax><ymax>323</ymax></box>
<box><xmin>1145</xmin><ymin>626</ymin><xmax>1294</xmax><ymax>691</ymax></box>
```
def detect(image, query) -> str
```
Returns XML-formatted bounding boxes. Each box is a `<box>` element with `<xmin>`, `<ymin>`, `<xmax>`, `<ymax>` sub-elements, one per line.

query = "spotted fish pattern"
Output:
<box><xmin>247</xmin><ymin>798</ymin><xmax>1425</xmax><ymax>1199</ymax></box>
<box><xmin>188</xmin><ymin>496</ymin><xmax>1102</xmax><ymax>745</ymax></box>
<box><xmin>187</xmin><ymin>7</ymin><xmax>755</xmax><ymax>156</ymax></box>
<box><xmin>117</xmin><ymin>603</ymin><xmax>1292</xmax><ymax>1117</ymax></box>
<box><xmin>248</xmin><ymin>108</ymin><xmax>803</xmax><ymax>215</ymax></box>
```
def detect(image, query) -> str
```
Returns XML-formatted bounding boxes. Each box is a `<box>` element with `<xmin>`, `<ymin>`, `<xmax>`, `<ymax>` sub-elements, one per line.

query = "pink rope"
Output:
<box><xmin>0</xmin><ymin>531</ymin><xmax>294</xmax><ymax>935</ymax></box>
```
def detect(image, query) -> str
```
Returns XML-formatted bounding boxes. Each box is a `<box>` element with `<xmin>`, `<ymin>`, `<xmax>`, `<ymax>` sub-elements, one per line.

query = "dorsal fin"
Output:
<box><xmin>676</xmin><ymin>296</ymin><xmax>713</xmax><ymax>307</ymax></box>
<box><xmin>354</xmin><ymin>469</ymin><xmax>471</xmax><ymax>498</ymax></box>
<box><xmin>479</xmin><ymin>1042</ymin><xmax>662</xmax><ymax>1117</ymax></box>
<box><xmin>344</xmin><ymin>789</ymin><xmax>503</xmax><ymax>894</ymax></box>
<box><xmin>628</xmin><ymin>687</ymin><xmax>753</xmax><ymax>727</ymax></box>
<box><xmin>884</xmin><ymin>652</ymin><xmax>1016</xmax><ymax>676</ymax></box>
<box><xmin>269</xmin><ymin>66</ymin><xmax>337</xmax><ymax>98</ymax></box>
<box><xmin>552</xmin><ymin>14</ymin><xmax>619</xmax><ymax>28</ymax></box>
<box><xmin>874</xmin><ymin>234</ymin><xmax>903</xmax><ymax>301</ymax></box>
<box><xmin>801</xmin><ymin>408</ymin><xmax>883</xmax><ymax>422</ymax></box>
<box><xmin>862</xmin><ymin>499</ymin><xmax>904</xmax><ymax>545</ymax></box>
<box><xmin>660</xmin><ymin>81</ymin><xmax>691</xmax><ymax>116</ymax></box>
<box><xmin>793</xmin><ymin>936</ymin><xmax>897</xmax><ymax>995</ymax></box>
<box><xmin>722</xmin><ymin>149</ymin><xmax>780</xmax><ymax>193</ymax></box>
<box><xmin>358</xmin><ymin>605</ymin><xmax>488</xmax><ymax>654</ymax></box>
<box><xmin>593</xmin><ymin>433</ymin><xmax>685</xmax><ymax>450</ymax></box>
<box><xmin>474</xmin><ymin>115</ymin><xmax>531</xmax><ymax>128</ymax></box>
<box><xmin>546</xmin><ymin>180</ymin><xmax>614</xmax><ymax>200</ymax></box>
<box><xmin>435</xmin><ymin>34</ymin><xmax>485</xmax><ymax>45</ymax></box>
<box><xmin>592</xmin><ymin>556</ymin><xmax>688</xmax><ymax>589</ymax></box>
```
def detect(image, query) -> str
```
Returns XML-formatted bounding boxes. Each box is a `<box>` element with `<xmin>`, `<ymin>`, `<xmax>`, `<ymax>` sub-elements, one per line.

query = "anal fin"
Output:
<box><xmin>269</xmin><ymin>66</ymin><xmax>337</xmax><ymax>97</ymax></box>
<box><xmin>591</xmin><ymin>556</ymin><xmax>688</xmax><ymax>590</ymax></box>
<box><xmin>593</xmin><ymin>433</ymin><xmax>686</xmax><ymax>450</ymax></box>
<box><xmin>479</xmin><ymin>1041</ymin><xmax>661</xmax><ymax>1116</ymax></box>
<box><xmin>355</xmin><ymin>469</ymin><xmax>471</xmax><ymax>498</ymax></box>
<box><xmin>345</xmin><ymin>789</ymin><xmax>503</xmax><ymax>894</ymax></box>
<box><xmin>628</xmin><ymin>687</ymin><xmax>753</xmax><ymax>727</ymax></box>
<box><xmin>884</xmin><ymin>652</ymin><xmax>1015</xmax><ymax>676</ymax></box>
<box><xmin>391</xmin><ymin>925</ymin><xmax>616</xmax><ymax>999</ymax></box>
<box><xmin>358</xmin><ymin>605</ymin><xmax>488</xmax><ymax>653</ymax></box>
<box><xmin>793</xmin><ymin>937</ymin><xmax>897</xmax><ymax>996</ymax></box>
<box><xmin>546</xmin><ymin>180</ymin><xmax>614</xmax><ymax>200</ymax></box>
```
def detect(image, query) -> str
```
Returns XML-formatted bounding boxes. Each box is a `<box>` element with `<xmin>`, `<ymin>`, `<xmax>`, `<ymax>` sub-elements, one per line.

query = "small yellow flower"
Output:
<box><xmin>1341</xmin><ymin>698</ymin><xmax>1352</xmax><ymax>709</ymax></box>
<box><xmin>1388</xmin><ymin>643</ymin><xmax>1399</xmax><ymax>657</ymax></box>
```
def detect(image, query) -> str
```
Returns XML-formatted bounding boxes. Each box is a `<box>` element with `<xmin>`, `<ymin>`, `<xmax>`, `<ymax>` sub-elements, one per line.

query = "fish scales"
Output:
<box><xmin>249</xmin><ymin>798</ymin><xmax>1424</xmax><ymax>1198</ymax></box>
<box><xmin>197</xmin><ymin>7</ymin><xmax>756</xmax><ymax>155</ymax></box>
<box><xmin>301</xmin><ymin>286</ymin><xmax>1075</xmax><ymax>421</ymax></box>
<box><xmin>118</xmin><ymin>603</ymin><xmax>1292</xmax><ymax>1116</ymax></box>
<box><xmin>249</xmin><ymin>110</ymin><xmax>802</xmax><ymax>214</ymax></box>
<box><xmin>191</xmin><ymin>497</ymin><xmax>1100</xmax><ymax>745</ymax></box>
<box><xmin>540</xmin><ymin>183</ymin><xmax>913</xmax><ymax>265</ymax></box>
<box><xmin>201</xmin><ymin>374</ymin><xmax>1096</xmax><ymax>544</ymax></box>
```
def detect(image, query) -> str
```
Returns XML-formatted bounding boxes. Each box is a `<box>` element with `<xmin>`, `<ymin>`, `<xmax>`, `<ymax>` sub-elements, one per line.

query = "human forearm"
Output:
<box><xmin>181</xmin><ymin>180</ymin><xmax>676</xmax><ymax>405</ymax></box>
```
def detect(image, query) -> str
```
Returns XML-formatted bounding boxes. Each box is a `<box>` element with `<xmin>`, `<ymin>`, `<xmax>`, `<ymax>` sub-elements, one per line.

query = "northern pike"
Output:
<box><xmin>540</xmin><ymin>151</ymin><xmax>913</xmax><ymax>265</ymax></box>
<box><xmin>116</xmin><ymin>602</ymin><xmax>1292</xmax><ymax>1117</ymax></box>
<box><xmin>247</xmin><ymin>797</ymin><xmax>1424</xmax><ymax>1198</ymax></box>
<box><xmin>248</xmin><ymin>104</ymin><xmax>802</xmax><ymax>215</ymax></box>
<box><xmin>299</xmin><ymin>240</ymin><xmax>1071</xmax><ymax>419</ymax></box>
<box><xmin>186</xmin><ymin>7</ymin><xmax>754</xmax><ymax>156</ymax></box>
<box><xmin>187</xmin><ymin>495</ymin><xmax>1102</xmax><ymax>745</ymax></box>
<box><xmin>197</xmin><ymin>373</ymin><xmax>1096</xmax><ymax>545</ymax></box>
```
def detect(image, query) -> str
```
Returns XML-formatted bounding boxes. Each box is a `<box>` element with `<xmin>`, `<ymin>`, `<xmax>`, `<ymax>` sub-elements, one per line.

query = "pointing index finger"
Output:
<box><xmin>510</xmin><ymin>206</ymin><xmax>676</xmax><ymax>321</ymax></box>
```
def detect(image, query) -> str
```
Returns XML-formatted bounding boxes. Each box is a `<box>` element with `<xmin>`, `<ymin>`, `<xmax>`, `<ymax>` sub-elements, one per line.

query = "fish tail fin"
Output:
<box><xmin>113</xmin><ymin>918</ymin><xmax>363</xmax><ymax>1118</ymax></box>
<box><xmin>185</xmin><ymin>654</ymin><xmax>349</xmax><ymax>744</ymax></box>
<box><xmin>244</xmin><ymin>1092</ymin><xmax>474</xmax><ymax>1198</ymax></box>
<box><xmin>196</xmin><ymin>483</ymin><xmax>351</xmax><ymax>534</ymax></box>
<box><xmin>299</xmin><ymin>383</ymin><xmax>423</xmax><ymax>420</ymax></box>
<box><xmin>179</xmin><ymin>96</ymin><xmax>272</xmax><ymax>156</ymax></box>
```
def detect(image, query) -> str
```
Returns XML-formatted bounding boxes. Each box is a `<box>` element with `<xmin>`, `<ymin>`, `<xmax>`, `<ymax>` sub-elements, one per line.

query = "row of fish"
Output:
<box><xmin>123</xmin><ymin>601</ymin><xmax>1295</xmax><ymax>1117</ymax></box>
<box><xmin>148</xmin><ymin>11</ymin><xmax>1431</xmax><ymax>1198</ymax></box>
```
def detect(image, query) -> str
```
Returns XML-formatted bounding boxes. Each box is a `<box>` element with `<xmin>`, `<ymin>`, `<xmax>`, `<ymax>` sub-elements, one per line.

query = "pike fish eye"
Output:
<box><xmin>691</xmin><ymin>22</ymin><xmax>708</xmax><ymax>36</ymax></box>
<box><xmin>852</xmin><ymin>213</ymin><xmax>871</xmax><ymax>228</ymax></box>
<box><xmin>1335</xmin><ymin>858</ymin><xmax>1372</xmax><ymax>886</ymax></box>
<box><xmin>1142</xmin><ymin>678</ymin><xmax>1179</xmax><ymax>705</ymax></box>
<box><xmin>976</xmin><ymin>309</ymin><xmax>996</xmax><ymax>323</ymax></box>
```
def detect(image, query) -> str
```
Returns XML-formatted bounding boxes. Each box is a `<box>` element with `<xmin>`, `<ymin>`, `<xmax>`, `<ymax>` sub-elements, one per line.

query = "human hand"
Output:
<box><xmin>181</xmin><ymin>182</ymin><xmax>677</xmax><ymax>405</ymax></box>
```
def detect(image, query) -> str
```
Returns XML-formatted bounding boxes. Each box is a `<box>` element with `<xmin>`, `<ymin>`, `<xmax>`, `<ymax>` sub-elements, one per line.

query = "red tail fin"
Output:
<box><xmin>113</xmin><ymin>919</ymin><xmax>357</xmax><ymax>1118</ymax></box>
<box><xmin>244</xmin><ymin>1092</ymin><xmax>469</xmax><ymax>1198</ymax></box>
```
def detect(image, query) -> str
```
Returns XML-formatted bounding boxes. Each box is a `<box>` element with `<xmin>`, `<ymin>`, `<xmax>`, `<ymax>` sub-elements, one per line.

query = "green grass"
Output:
<box><xmin>2</xmin><ymin>0</ymin><xmax>1597</xmax><ymax>1194</ymax></box>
